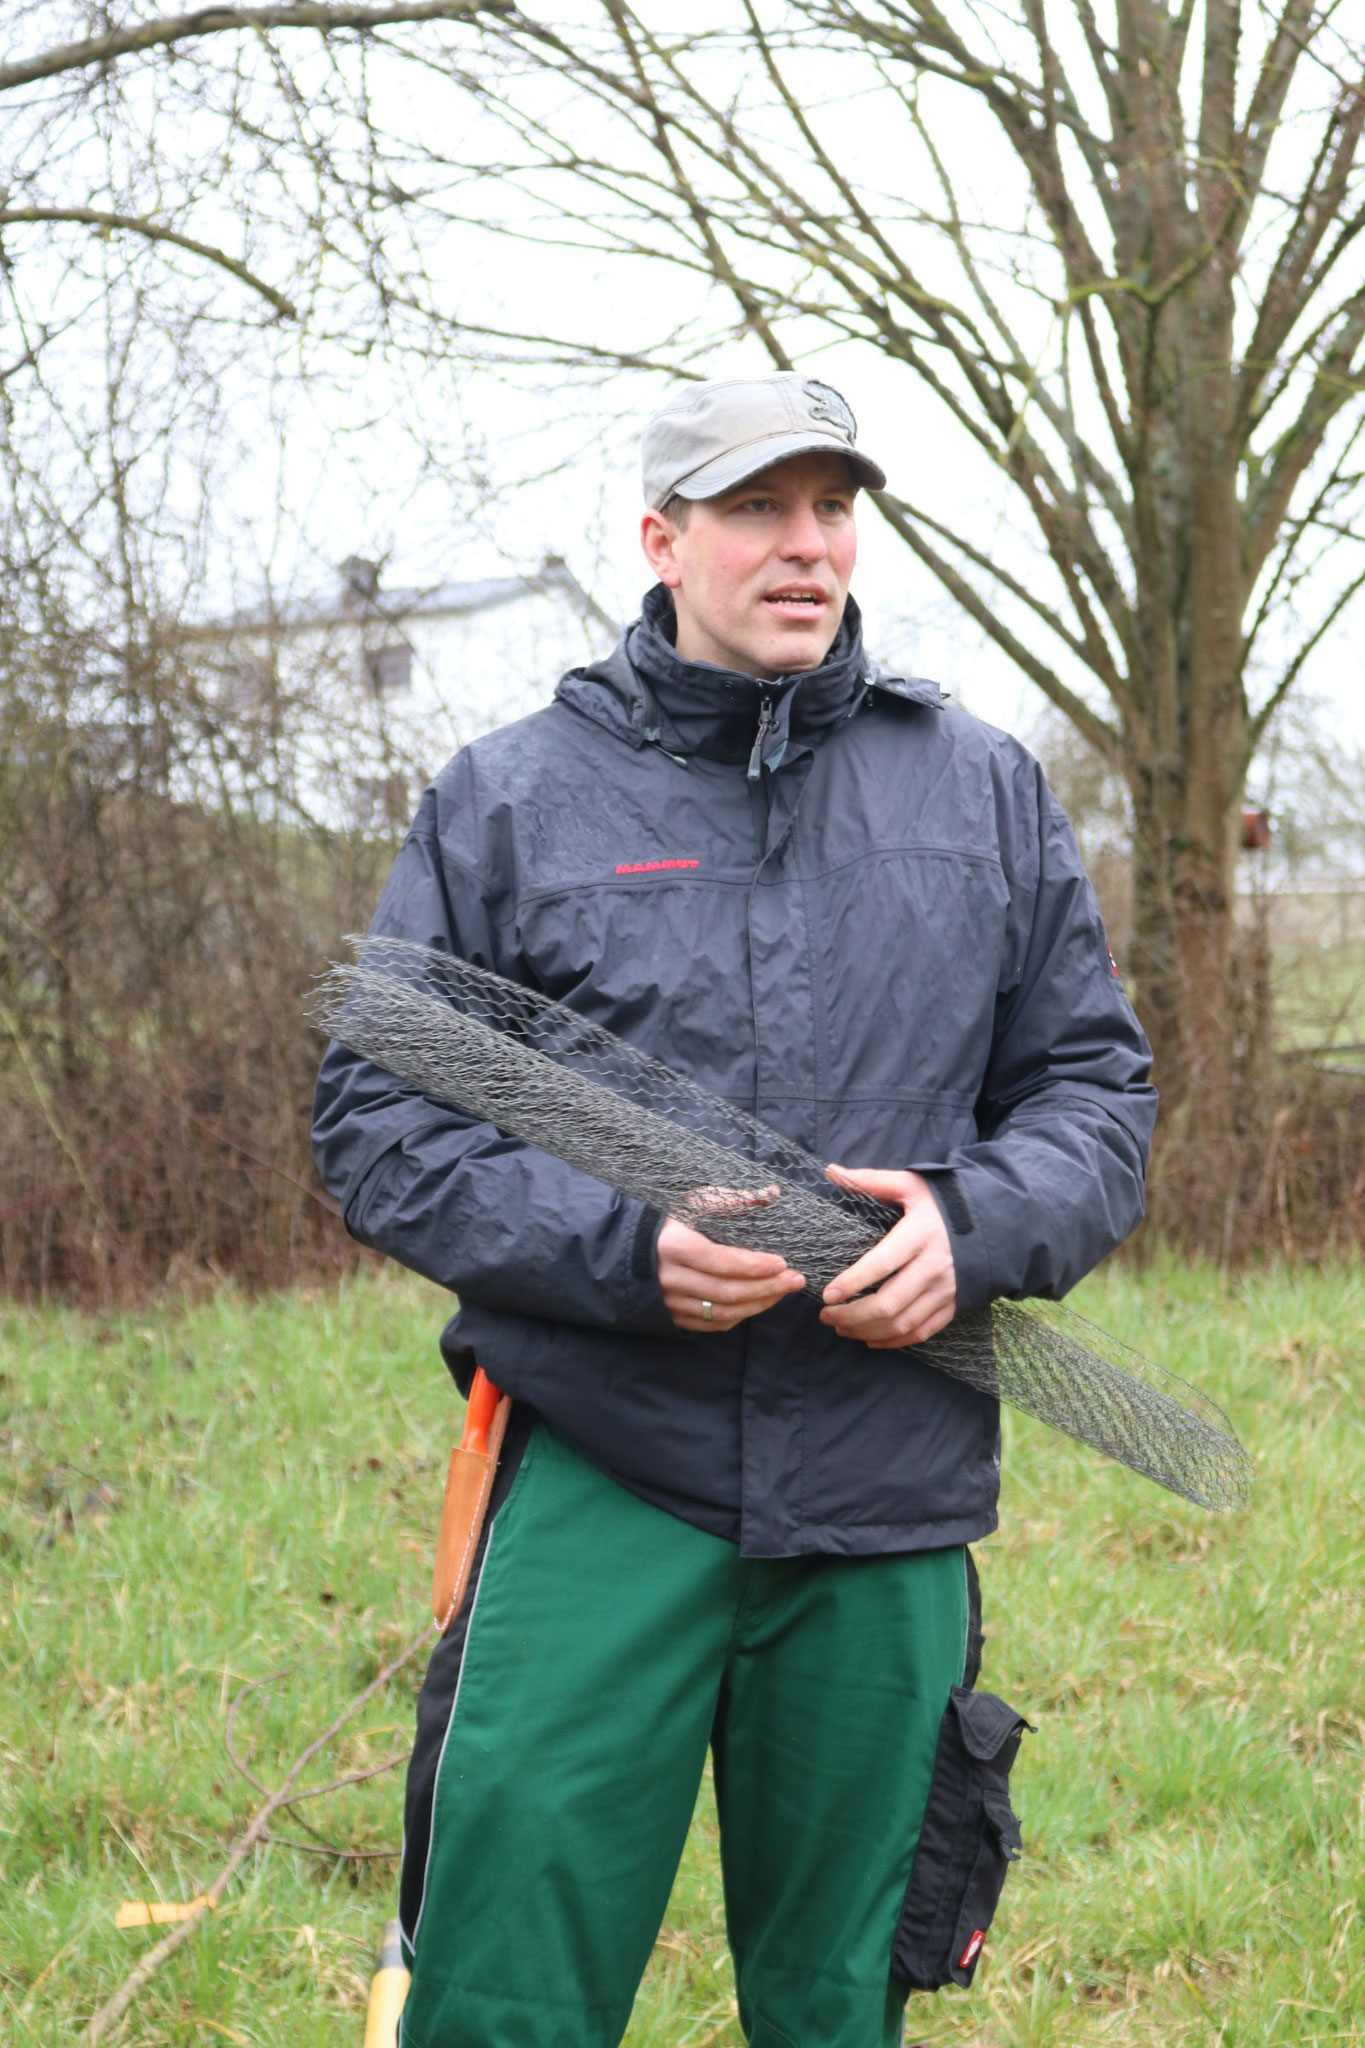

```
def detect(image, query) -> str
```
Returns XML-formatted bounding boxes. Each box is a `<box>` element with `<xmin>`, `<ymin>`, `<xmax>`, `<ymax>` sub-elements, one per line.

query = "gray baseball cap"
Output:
<box><xmin>642</xmin><ymin>372</ymin><xmax>887</xmax><ymax>506</ymax></box>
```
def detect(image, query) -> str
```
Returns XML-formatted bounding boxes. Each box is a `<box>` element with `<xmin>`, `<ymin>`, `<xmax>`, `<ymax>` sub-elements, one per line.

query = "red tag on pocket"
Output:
<box><xmin>959</xmin><ymin>1928</ymin><xmax>986</xmax><ymax>1970</ymax></box>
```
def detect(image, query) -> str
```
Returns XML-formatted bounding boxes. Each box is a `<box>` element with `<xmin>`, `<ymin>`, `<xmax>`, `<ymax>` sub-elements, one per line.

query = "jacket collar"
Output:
<box><xmin>556</xmin><ymin>584</ymin><xmax>944</xmax><ymax>767</ymax></box>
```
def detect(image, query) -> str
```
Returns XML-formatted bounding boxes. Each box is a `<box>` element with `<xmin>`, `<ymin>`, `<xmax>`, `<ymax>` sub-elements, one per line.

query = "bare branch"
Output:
<box><xmin>829</xmin><ymin>1</ymin><xmax>1146</xmax><ymax>389</ymax></box>
<box><xmin>83</xmin><ymin>1625</ymin><xmax>431</xmax><ymax>2042</ymax></box>
<box><xmin>1243</xmin><ymin>411</ymin><xmax>1365</xmax><ymax>659</ymax></box>
<box><xmin>1237</xmin><ymin>0</ymin><xmax>1322</xmax><ymax>206</ymax></box>
<box><xmin>871</xmin><ymin>491</ymin><xmax>1128</xmax><ymax>763</ymax></box>
<box><xmin>890</xmin><ymin>491</ymin><xmax>1132</xmax><ymax>711</ymax></box>
<box><xmin>1246</xmin><ymin>561</ymin><xmax>1365</xmax><ymax>758</ymax></box>
<box><xmin>1197</xmin><ymin>0</ymin><xmax>1241</xmax><ymax>186</ymax></box>
<box><xmin>592</xmin><ymin>0</ymin><xmax>794</xmax><ymax>368</ymax></box>
<box><xmin>1245</xmin><ymin>286</ymin><xmax>1365</xmax><ymax>579</ymax></box>
<box><xmin>898</xmin><ymin>68</ymin><xmax>1134</xmax><ymax>507</ymax></box>
<box><xmin>0</xmin><ymin>2</ymin><xmax>510</xmax><ymax>95</ymax></box>
<box><xmin>0</xmin><ymin>207</ymin><xmax>298</xmax><ymax>319</ymax></box>
<box><xmin>1235</xmin><ymin>81</ymin><xmax>1365</xmax><ymax>432</ymax></box>
<box><xmin>349</xmin><ymin>284</ymin><xmax>711</xmax><ymax>379</ymax></box>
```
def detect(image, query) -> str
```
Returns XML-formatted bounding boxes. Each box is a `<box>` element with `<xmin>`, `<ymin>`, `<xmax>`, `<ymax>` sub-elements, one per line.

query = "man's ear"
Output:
<box><xmin>640</xmin><ymin>507</ymin><xmax>683</xmax><ymax>589</ymax></box>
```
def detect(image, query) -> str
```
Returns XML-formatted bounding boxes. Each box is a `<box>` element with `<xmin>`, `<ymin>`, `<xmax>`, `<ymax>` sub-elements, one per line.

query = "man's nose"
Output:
<box><xmin>777</xmin><ymin>504</ymin><xmax>828</xmax><ymax>562</ymax></box>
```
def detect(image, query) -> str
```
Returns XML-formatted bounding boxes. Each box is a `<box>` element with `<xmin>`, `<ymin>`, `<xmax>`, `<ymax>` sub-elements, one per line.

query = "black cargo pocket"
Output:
<box><xmin>890</xmin><ymin>1686</ymin><xmax>1031</xmax><ymax>1991</ymax></box>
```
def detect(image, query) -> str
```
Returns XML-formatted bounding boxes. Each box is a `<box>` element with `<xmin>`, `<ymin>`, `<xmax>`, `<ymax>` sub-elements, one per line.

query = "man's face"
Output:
<box><xmin>640</xmin><ymin>451</ymin><xmax>858</xmax><ymax>680</ymax></box>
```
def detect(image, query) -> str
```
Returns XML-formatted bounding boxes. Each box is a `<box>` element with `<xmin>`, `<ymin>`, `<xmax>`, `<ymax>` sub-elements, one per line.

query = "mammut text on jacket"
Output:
<box><xmin>312</xmin><ymin>590</ymin><xmax>1157</xmax><ymax>1557</ymax></box>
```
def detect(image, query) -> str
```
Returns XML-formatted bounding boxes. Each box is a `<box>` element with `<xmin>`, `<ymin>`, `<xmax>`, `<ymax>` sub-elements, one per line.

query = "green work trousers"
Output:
<box><xmin>400</xmin><ymin>1424</ymin><xmax>970</xmax><ymax>2048</ymax></box>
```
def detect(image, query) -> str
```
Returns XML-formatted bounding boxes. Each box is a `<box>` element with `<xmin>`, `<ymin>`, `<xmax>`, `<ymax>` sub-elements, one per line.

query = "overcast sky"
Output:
<box><xmin>11</xmin><ymin>5</ymin><xmax>1358</xmax><ymax>769</ymax></box>
<box><xmin>204</xmin><ymin>12</ymin><xmax>1361</xmax><ymax>770</ymax></box>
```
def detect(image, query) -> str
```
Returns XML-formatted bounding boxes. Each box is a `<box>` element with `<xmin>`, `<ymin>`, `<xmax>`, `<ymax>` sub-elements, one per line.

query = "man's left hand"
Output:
<box><xmin>819</xmin><ymin>1165</ymin><xmax>957</xmax><ymax>1348</ymax></box>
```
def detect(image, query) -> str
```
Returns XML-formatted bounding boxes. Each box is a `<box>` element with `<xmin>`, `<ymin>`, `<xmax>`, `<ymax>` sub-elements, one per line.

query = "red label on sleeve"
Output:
<box><xmin>958</xmin><ymin>1928</ymin><xmax>986</xmax><ymax>1970</ymax></box>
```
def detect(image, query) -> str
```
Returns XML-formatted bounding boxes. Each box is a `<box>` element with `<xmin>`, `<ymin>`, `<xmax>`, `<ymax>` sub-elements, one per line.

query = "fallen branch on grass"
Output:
<box><xmin>223</xmin><ymin>1664</ymin><xmax>410</xmax><ymax>1859</ymax></box>
<box><xmin>83</xmin><ymin>1627</ymin><xmax>429</xmax><ymax>2043</ymax></box>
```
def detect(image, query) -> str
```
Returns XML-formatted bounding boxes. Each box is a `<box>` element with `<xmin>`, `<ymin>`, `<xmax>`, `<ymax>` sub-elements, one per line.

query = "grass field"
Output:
<box><xmin>2</xmin><ymin>1262</ymin><xmax>1364</xmax><ymax>2047</ymax></box>
<box><xmin>1273</xmin><ymin>941</ymin><xmax>1365</xmax><ymax>1054</ymax></box>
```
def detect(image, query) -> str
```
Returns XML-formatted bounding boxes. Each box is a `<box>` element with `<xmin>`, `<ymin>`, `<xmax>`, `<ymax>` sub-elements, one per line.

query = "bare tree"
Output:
<box><xmin>5</xmin><ymin>1</ymin><xmax>1365</xmax><ymax>1233</ymax></box>
<box><xmin>373</xmin><ymin>0</ymin><xmax>1364</xmax><ymax>1201</ymax></box>
<box><xmin>2</xmin><ymin>4</ymin><xmax>638</xmax><ymax>1292</ymax></box>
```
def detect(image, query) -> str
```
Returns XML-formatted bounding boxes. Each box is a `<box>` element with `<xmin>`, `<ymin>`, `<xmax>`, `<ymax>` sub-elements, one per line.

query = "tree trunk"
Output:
<box><xmin>1117</xmin><ymin>192</ymin><xmax>1254</xmax><ymax>1239</ymax></box>
<box><xmin>1128</xmin><ymin>688</ymin><xmax>1247</xmax><ymax>1234</ymax></box>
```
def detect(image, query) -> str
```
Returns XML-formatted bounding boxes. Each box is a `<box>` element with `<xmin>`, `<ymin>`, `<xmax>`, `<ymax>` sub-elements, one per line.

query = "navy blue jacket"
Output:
<box><xmin>312</xmin><ymin>589</ymin><xmax>1156</xmax><ymax>1556</ymax></box>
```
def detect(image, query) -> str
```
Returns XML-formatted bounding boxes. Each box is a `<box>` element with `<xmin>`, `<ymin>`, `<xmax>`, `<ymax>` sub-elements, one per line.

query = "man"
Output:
<box><xmin>313</xmin><ymin>372</ymin><xmax>1156</xmax><ymax>2048</ymax></box>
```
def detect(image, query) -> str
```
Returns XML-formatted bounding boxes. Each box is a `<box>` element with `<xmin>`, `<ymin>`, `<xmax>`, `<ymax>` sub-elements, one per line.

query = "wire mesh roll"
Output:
<box><xmin>311</xmin><ymin>936</ymin><xmax>1251</xmax><ymax>1512</ymax></box>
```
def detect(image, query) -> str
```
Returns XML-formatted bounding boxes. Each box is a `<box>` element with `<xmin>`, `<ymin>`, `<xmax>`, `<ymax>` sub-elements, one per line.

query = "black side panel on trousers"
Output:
<box><xmin>890</xmin><ymin>1681</ymin><xmax>1031</xmax><ymax>1992</ymax></box>
<box><xmin>398</xmin><ymin>1401</ymin><xmax>534</xmax><ymax>1946</ymax></box>
<box><xmin>962</xmin><ymin>1547</ymin><xmax>984</xmax><ymax>1690</ymax></box>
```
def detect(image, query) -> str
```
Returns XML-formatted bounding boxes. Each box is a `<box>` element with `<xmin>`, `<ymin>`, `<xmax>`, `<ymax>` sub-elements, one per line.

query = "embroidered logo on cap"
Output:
<box><xmin>804</xmin><ymin>379</ymin><xmax>857</xmax><ymax>443</ymax></box>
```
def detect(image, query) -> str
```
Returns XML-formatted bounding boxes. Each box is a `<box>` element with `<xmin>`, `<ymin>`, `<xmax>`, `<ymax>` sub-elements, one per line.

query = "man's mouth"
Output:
<box><xmin>763</xmin><ymin>590</ymin><xmax>827</xmax><ymax>611</ymax></box>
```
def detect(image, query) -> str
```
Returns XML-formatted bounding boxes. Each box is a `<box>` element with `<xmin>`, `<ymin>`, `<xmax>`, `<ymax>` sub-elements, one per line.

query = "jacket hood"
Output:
<box><xmin>556</xmin><ymin>583</ymin><xmax>944</xmax><ymax>767</ymax></box>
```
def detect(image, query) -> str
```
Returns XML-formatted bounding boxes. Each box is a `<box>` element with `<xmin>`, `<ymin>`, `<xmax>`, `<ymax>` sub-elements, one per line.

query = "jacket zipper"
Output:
<box><xmin>748</xmin><ymin>693</ymin><xmax>773</xmax><ymax>851</ymax></box>
<box><xmin>747</xmin><ymin>693</ymin><xmax>774</xmax><ymax>783</ymax></box>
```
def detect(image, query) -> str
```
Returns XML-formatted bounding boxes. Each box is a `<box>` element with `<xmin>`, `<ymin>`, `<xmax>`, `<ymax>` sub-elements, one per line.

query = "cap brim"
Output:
<box><xmin>674</xmin><ymin>432</ymin><xmax>886</xmax><ymax>499</ymax></box>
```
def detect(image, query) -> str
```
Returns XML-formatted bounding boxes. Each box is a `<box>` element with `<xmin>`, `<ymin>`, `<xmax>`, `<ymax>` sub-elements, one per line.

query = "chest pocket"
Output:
<box><xmin>514</xmin><ymin>875</ymin><xmax>758</xmax><ymax>1101</ymax></box>
<box><xmin>808</xmin><ymin>847</ymin><xmax>1009</xmax><ymax>1106</ymax></box>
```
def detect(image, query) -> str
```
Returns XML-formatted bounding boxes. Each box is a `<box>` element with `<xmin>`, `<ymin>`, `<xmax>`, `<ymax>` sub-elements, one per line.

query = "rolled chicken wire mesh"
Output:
<box><xmin>311</xmin><ymin>936</ymin><xmax>1251</xmax><ymax>1512</ymax></box>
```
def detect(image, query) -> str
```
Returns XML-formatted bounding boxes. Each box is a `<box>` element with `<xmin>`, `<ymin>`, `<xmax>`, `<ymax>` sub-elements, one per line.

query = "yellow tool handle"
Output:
<box><xmin>363</xmin><ymin>1920</ymin><xmax>410</xmax><ymax>2048</ymax></box>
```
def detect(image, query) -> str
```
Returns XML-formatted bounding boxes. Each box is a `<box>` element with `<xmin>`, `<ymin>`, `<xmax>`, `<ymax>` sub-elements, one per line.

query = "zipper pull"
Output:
<box><xmin>747</xmin><ymin>695</ymin><xmax>774</xmax><ymax>782</ymax></box>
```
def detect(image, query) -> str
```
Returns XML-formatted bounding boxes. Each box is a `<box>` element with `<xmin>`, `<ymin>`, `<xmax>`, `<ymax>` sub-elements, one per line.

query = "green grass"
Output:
<box><xmin>3</xmin><ymin>1262</ymin><xmax>1364</xmax><ymax>2046</ymax></box>
<box><xmin>1272</xmin><ymin>941</ymin><xmax>1365</xmax><ymax>1053</ymax></box>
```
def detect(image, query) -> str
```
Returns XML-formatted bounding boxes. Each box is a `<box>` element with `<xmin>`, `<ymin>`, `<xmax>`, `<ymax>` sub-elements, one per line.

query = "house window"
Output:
<box><xmin>217</xmin><ymin>655</ymin><xmax>275</xmax><ymax>716</ymax></box>
<box><xmin>366</xmin><ymin>644</ymin><xmax>412</xmax><ymax>697</ymax></box>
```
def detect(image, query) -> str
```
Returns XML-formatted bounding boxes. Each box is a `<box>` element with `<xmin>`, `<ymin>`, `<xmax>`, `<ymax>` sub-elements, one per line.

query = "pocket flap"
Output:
<box><xmin>982</xmin><ymin>1789</ymin><xmax>1022</xmax><ymax>1858</ymax></box>
<box><xmin>950</xmin><ymin>1687</ymin><xmax>1031</xmax><ymax>1762</ymax></box>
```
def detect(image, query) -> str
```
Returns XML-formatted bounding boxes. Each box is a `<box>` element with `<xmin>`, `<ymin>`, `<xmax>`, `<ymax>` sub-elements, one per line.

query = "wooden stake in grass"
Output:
<box><xmin>83</xmin><ymin>1627</ymin><xmax>431</xmax><ymax>2044</ymax></box>
<box><xmin>113</xmin><ymin>1896</ymin><xmax>215</xmax><ymax>1928</ymax></box>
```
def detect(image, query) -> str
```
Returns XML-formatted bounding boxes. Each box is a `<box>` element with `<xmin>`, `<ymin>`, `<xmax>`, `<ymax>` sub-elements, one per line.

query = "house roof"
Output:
<box><xmin>190</xmin><ymin>575</ymin><xmax>537</xmax><ymax>637</ymax></box>
<box><xmin>186</xmin><ymin>557</ymin><xmax>620</xmax><ymax>641</ymax></box>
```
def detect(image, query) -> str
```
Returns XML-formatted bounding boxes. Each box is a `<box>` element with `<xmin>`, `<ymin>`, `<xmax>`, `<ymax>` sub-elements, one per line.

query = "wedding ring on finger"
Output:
<box><xmin>701</xmin><ymin>1299</ymin><xmax>714</xmax><ymax>1322</ymax></box>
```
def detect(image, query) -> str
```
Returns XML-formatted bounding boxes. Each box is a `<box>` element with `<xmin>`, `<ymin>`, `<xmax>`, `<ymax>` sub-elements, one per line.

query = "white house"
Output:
<box><xmin>182</xmin><ymin>554</ymin><xmax>619</xmax><ymax>829</ymax></box>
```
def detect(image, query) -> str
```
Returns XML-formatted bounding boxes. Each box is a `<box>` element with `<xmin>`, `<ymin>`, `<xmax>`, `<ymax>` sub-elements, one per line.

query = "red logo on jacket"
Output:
<box><xmin>615</xmin><ymin>858</ymin><xmax>700</xmax><ymax>874</ymax></box>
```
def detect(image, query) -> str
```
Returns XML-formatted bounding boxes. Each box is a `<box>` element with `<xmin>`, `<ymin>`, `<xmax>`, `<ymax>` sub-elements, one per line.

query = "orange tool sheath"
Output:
<box><xmin>431</xmin><ymin>1367</ymin><xmax>511</xmax><ymax>1633</ymax></box>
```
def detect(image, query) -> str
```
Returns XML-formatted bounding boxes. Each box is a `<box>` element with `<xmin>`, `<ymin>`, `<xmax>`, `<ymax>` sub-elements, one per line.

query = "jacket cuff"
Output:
<box><xmin>914</xmin><ymin>1166</ymin><xmax>993</xmax><ymax>1314</ymax></box>
<box><xmin>624</xmin><ymin>1201</ymin><xmax>671</xmax><ymax>1326</ymax></box>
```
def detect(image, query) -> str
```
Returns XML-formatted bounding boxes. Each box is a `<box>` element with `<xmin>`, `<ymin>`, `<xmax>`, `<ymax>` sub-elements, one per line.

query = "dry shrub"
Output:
<box><xmin>1146</xmin><ymin>1061</ymin><xmax>1365</xmax><ymax>1263</ymax></box>
<box><xmin>0</xmin><ymin>684</ymin><xmax>390</xmax><ymax>1302</ymax></box>
<box><xmin>1143</xmin><ymin>915</ymin><xmax>1365</xmax><ymax>1261</ymax></box>
<box><xmin>5</xmin><ymin>661</ymin><xmax>1363</xmax><ymax>1301</ymax></box>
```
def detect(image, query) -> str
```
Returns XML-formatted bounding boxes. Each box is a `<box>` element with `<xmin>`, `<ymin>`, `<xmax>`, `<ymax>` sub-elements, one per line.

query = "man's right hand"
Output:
<box><xmin>657</xmin><ymin>1213</ymin><xmax>805</xmax><ymax>1333</ymax></box>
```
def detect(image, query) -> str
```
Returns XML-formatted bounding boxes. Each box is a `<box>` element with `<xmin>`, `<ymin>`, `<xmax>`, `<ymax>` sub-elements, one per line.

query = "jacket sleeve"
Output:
<box><xmin>917</xmin><ymin>750</ymin><xmax>1158</xmax><ymax>1309</ymax></box>
<box><xmin>311</xmin><ymin>781</ymin><xmax>672</xmax><ymax>1334</ymax></box>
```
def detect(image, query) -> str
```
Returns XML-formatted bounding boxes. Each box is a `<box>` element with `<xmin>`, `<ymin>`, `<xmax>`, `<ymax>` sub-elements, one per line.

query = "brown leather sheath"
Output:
<box><xmin>431</xmin><ymin>1394</ymin><xmax>512</xmax><ymax>1633</ymax></box>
